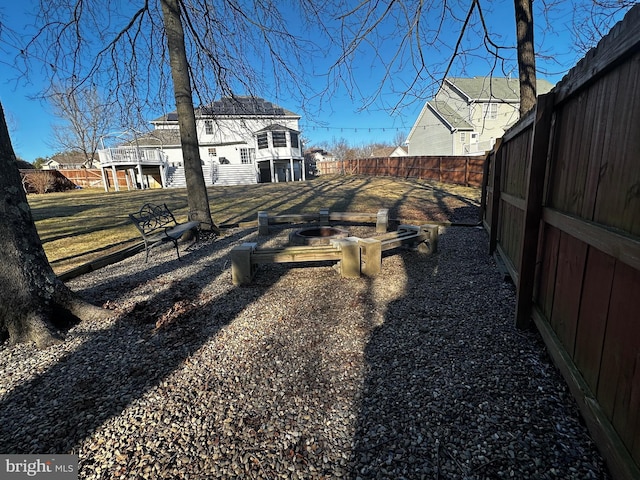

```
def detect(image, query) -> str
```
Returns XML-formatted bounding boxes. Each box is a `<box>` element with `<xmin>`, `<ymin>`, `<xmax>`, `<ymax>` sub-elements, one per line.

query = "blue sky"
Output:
<box><xmin>0</xmin><ymin>1</ymin><xmax>632</xmax><ymax>162</ymax></box>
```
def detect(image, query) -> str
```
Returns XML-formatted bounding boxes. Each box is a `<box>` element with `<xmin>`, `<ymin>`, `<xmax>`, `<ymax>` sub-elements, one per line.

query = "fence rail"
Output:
<box><xmin>317</xmin><ymin>155</ymin><xmax>485</xmax><ymax>187</ymax></box>
<box><xmin>481</xmin><ymin>6</ymin><xmax>640</xmax><ymax>479</ymax></box>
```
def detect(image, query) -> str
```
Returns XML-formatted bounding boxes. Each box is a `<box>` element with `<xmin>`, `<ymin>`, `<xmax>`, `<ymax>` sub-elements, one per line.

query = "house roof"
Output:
<box><xmin>445</xmin><ymin>77</ymin><xmax>555</xmax><ymax>102</ymax></box>
<box><xmin>122</xmin><ymin>129</ymin><xmax>182</xmax><ymax>147</ymax></box>
<box><xmin>370</xmin><ymin>146</ymin><xmax>408</xmax><ymax>157</ymax></box>
<box><xmin>255</xmin><ymin>123</ymin><xmax>300</xmax><ymax>133</ymax></box>
<box><xmin>47</xmin><ymin>152</ymin><xmax>89</xmax><ymax>165</ymax></box>
<box><xmin>152</xmin><ymin>96</ymin><xmax>299</xmax><ymax>122</ymax></box>
<box><xmin>427</xmin><ymin>101</ymin><xmax>474</xmax><ymax>130</ymax></box>
<box><xmin>371</xmin><ymin>147</ymin><xmax>396</xmax><ymax>157</ymax></box>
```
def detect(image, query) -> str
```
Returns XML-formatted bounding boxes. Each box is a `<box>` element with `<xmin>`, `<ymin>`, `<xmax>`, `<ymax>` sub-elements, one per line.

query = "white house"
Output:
<box><xmin>406</xmin><ymin>77</ymin><xmax>554</xmax><ymax>156</ymax></box>
<box><xmin>97</xmin><ymin>96</ymin><xmax>304</xmax><ymax>190</ymax></box>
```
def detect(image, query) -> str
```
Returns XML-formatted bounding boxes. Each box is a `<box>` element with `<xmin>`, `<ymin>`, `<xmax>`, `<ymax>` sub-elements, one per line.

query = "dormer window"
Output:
<box><xmin>205</xmin><ymin>120</ymin><xmax>213</xmax><ymax>134</ymax></box>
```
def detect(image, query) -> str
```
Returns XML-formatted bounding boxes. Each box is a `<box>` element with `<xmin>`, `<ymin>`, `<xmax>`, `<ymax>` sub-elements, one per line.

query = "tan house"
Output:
<box><xmin>406</xmin><ymin>77</ymin><xmax>554</xmax><ymax>156</ymax></box>
<box><xmin>42</xmin><ymin>152</ymin><xmax>99</xmax><ymax>170</ymax></box>
<box><xmin>370</xmin><ymin>146</ymin><xmax>408</xmax><ymax>157</ymax></box>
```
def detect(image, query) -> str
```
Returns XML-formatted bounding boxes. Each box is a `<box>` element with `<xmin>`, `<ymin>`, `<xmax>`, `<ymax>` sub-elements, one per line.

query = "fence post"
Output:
<box><xmin>488</xmin><ymin>142</ymin><xmax>503</xmax><ymax>255</ymax></box>
<box><xmin>479</xmin><ymin>152</ymin><xmax>491</xmax><ymax>224</ymax></box>
<box><xmin>464</xmin><ymin>157</ymin><xmax>468</xmax><ymax>186</ymax></box>
<box><xmin>515</xmin><ymin>93</ymin><xmax>556</xmax><ymax>329</ymax></box>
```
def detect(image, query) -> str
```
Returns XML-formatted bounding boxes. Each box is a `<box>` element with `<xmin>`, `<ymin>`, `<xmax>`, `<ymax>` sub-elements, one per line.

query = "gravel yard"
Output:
<box><xmin>0</xmin><ymin>206</ymin><xmax>610</xmax><ymax>478</ymax></box>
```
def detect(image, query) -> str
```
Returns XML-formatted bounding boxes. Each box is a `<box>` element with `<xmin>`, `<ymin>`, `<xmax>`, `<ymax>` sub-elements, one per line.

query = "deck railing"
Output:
<box><xmin>97</xmin><ymin>147</ymin><xmax>168</xmax><ymax>167</ymax></box>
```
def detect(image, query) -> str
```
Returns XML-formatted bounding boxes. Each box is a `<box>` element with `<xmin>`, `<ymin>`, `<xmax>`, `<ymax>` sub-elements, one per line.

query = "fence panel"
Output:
<box><xmin>317</xmin><ymin>155</ymin><xmax>485</xmax><ymax>187</ymax></box>
<box><xmin>480</xmin><ymin>6</ymin><xmax>640</xmax><ymax>479</ymax></box>
<box><xmin>58</xmin><ymin>169</ymin><xmax>107</xmax><ymax>188</ymax></box>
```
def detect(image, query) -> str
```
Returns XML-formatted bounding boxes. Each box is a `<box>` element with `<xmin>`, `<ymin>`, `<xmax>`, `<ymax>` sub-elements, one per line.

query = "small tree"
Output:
<box><xmin>23</xmin><ymin>170</ymin><xmax>56</xmax><ymax>194</ymax></box>
<box><xmin>33</xmin><ymin>157</ymin><xmax>48</xmax><ymax>169</ymax></box>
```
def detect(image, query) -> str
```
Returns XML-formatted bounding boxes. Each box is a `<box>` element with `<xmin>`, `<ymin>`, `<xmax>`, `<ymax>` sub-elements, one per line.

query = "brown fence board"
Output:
<box><xmin>593</xmin><ymin>54</ymin><xmax>640</xmax><ymax>235</ymax></box>
<box><xmin>501</xmin><ymin>129</ymin><xmax>530</xmax><ymax>199</ymax></box>
<box><xmin>550</xmin><ymin>233</ymin><xmax>588</xmax><ymax>353</ymax></box>
<box><xmin>573</xmin><ymin>247</ymin><xmax>615</xmax><ymax>392</ymax></box>
<box><xmin>497</xmin><ymin>201</ymin><xmax>523</xmax><ymax>275</ymax></box>
<box><xmin>597</xmin><ymin>262</ymin><xmax>640</xmax><ymax>449</ymax></box>
<box><xmin>580</xmin><ymin>78</ymin><xmax>610</xmax><ymax>220</ymax></box>
<box><xmin>537</xmin><ymin>225</ymin><xmax>561</xmax><ymax>320</ymax></box>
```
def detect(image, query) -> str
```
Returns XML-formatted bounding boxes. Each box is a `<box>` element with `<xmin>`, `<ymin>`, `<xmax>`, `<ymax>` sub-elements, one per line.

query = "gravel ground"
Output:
<box><xmin>0</xmin><ymin>215</ymin><xmax>610</xmax><ymax>478</ymax></box>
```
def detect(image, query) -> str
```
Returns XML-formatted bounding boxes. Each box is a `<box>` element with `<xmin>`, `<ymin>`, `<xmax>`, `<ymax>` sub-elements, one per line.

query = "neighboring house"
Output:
<box><xmin>304</xmin><ymin>148</ymin><xmax>335</xmax><ymax>176</ymax></box>
<box><xmin>42</xmin><ymin>152</ymin><xmax>99</xmax><ymax>170</ymax></box>
<box><xmin>406</xmin><ymin>77</ymin><xmax>554</xmax><ymax>156</ymax></box>
<box><xmin>97</xmin><ymin>96</ymin><xmax>304</xmax><ymax>190</ymax></box>
<box><xmin>305</xmin><ymin>148</ymin><xmax>335</xmax><ymax>163</ymax></box>
<box><xmin>370</xmin><ymin>146</ymin><xmax>408</xmax><ymax>157</ymax></box>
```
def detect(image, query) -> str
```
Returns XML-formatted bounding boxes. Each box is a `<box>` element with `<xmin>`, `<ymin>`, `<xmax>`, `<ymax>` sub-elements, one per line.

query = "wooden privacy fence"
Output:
<box><xmin>481</xmin><ymin>6</ymin><xmax>640</xmax><ymax>480</ymax></box>
<box><xmin>317</xmin><ymin>155</ymin><xmax>485</xmax><ymax>187</ymax></box>
<box><xmin>59</xmin><ymin>169</ymin><xmax>106</xmax><ymax>189</ymax></box>
<box><xmin>61</xmin><ymin>168</ymin><xmax>129</xmax><ymax>190</ymax></box>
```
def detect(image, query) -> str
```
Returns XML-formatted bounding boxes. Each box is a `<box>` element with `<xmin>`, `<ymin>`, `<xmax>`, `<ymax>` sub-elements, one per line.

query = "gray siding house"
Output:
<box><xmin>407</xmin><ymin>77</ymin><xmax>554</xmax><ymax>156</ymax></box>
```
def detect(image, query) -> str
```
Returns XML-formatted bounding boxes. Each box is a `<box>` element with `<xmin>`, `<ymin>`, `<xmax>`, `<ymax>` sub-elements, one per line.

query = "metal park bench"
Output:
<box><xmin>129</xmin><ymin>203</ymin><xmax>200</xmax><ymax>262</ymax></box>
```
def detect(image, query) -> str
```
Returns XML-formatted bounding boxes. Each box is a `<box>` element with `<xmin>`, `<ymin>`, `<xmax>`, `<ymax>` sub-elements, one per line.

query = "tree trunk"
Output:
<box><xmin>514</xmin><ymin>0</ymin><xmax>537</xmax><ymax>116</ymax></box>
<box><xmin>0</xmin><ymin>103</ymin><xmax>107</xmax><ymax>348</ymax></box>
<box><xmin>160</xmin><ymin>0</ymin><xmax>219</xmax><ymax>233</ymax></box>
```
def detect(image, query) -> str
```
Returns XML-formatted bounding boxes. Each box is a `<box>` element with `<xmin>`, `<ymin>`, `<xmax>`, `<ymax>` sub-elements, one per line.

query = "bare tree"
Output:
<box><xmin>393</xmin><ymin>131</ymin><xmax>407</xmax><ymax>147</ymax></box>
<box><xmin>160</xmin><ymin>0</ymin><xmax>213</xmax><ymax>228</ymax></box>
<box><xmin>570</xmin><ymin>0</ymin><xmax>638</xmax><ymax>55</ymax></box>
<box><xmin>328</xmin><ymin>0</ymin><xmax>635</xmax><ymax>116</ymax></box>
<box><xmin>514</xmin><ymin>0</ymin><xmax>537</xmax><ymax>115</ymax></box>
<box><xmin>49</xmin><ymin>86</ymin><xmax>115</xmax><ymax>168</ymax></box>
<box><xmin>0</xmin><ymin>103</ymin><xmax>108</xmax><ymax>348</ymax></box>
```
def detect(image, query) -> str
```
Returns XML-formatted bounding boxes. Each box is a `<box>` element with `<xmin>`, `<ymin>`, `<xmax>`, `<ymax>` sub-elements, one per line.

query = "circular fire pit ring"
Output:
<box><xmin>289</xmin><ymin>226</ymin><xmax>350</xmax><ymax>246</ymax></box>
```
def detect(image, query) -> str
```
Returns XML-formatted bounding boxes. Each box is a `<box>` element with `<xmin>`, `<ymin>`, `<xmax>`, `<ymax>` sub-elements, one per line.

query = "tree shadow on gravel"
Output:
<box><xmin>0</xmin><ymin>227</ymin><xmax>281</xmax><ymax>455</ymax></box>
<box><xmin>348</xmin><ymin>224</ymin><xmax>609</xmax><ymax>479</ymax></box>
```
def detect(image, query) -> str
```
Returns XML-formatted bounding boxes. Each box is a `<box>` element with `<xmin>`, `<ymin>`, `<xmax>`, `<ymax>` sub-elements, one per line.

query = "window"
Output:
<box><xmin>257</xmin><ymin>132</ymin><xmax>268</xmax><ymax>149</ymax></box>
<box><xmin>208</xmin><ymin>147</ymin><xmax>217</xmax><ymax>158</ymax></box>
<box><xmin>460</xmin><ymin>132</ymin><xmax>467</xmax><ymax>143</ymax></box>
<box><xmin>240</xmin><ymin>148</ymin><xmax>255</xmax><ymax>164</ymax></box>
<box><xmin>272</xmin><ymin>131</ymin><xmax>287</xmax><ymax>148</ymax></box>
<box><xmin>290</xmin><ymin>132</ymin><xmax>299</xmax><ymax>149</ymax></box>
<box><xmin>205</xmin><ymin>120</ymin><xmax>213</xmax><ymax>135</ymax></box>
<box><xmin>483</xmin><ymin>103</ymin><xmax>498</xmax><ymax>120</ymax></box>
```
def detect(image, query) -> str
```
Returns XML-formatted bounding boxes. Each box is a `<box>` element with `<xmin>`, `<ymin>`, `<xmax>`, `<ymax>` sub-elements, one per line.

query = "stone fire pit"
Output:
<box><xmin>288</xmin><ymin>226</ymin><xmax>350</xmax><ymax>246</ymax></box>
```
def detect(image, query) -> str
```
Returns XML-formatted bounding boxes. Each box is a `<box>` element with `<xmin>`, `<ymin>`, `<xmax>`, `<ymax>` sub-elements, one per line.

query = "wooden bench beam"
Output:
<box><xmin>257</xmin><ymin>208</ymin><xmax>390</xmax><ymax>235</ymax></box>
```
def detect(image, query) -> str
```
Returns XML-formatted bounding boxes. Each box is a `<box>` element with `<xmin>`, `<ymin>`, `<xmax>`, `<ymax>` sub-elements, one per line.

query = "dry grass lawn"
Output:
<box><xmin>27</xmin><ymin>175</ymin><xmax>481</xmax><ymax>275</ymax></box>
